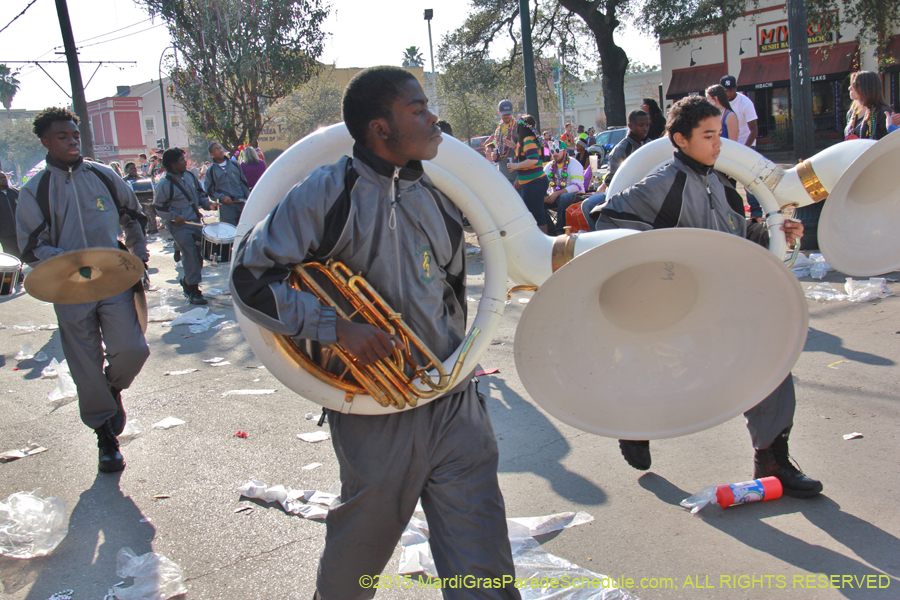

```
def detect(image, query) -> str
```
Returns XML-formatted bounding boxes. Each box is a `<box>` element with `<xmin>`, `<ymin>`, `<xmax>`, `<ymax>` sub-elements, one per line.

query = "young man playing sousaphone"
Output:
<box><xmin>231</xmin><ymin>66</ymin><xmax>520</xmax><ymax>600</ymax></box>
<box><xmin>594</xmin><ymin>95</ymin><xmax>822</xmax><ymax>498</ymax></box>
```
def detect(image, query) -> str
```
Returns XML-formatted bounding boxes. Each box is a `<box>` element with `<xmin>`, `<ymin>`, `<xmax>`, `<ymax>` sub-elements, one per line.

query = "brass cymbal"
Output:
<box><xmin>24</xmin><ymin>248</ymin><xmax>145</xmax><ymax>305</ymax></box>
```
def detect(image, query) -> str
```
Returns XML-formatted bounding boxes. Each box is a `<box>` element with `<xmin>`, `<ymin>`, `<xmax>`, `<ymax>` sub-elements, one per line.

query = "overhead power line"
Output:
<box><xmin>76</xmin><ymin>23</ymin><xmax>166</xmax><ymax>49</ymax></box>
<box><xmin>0</xmin><ymin>0</ymin><xmax>40</xmax><ymax>36</ymax></box>
<box><xmin>53</xmin><ymin>16</ymin><xmax>153</xmax><ymax>49</ymax></box>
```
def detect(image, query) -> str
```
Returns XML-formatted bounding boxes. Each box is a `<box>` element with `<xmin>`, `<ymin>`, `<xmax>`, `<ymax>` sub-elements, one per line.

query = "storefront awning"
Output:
<box><xmin>737</xmin><ymin>42</ymin><xmax>859</xmax><ymax>91</ymax></box>
<box><xmin>666</xmin><ymin>63</ymin><xmax>727</xmax><ymax>99</ymax></box>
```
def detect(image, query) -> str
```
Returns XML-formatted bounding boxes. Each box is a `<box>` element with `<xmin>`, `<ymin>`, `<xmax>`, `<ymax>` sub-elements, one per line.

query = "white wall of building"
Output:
<box><xmin>569</xmin><ymin>71</ymin><xmax>663</xmax><ymax>129</ymax></box>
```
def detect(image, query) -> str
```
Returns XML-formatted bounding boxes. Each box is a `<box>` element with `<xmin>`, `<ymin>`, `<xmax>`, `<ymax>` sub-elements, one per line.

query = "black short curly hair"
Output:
<box><xmin>342</xmin><ymin>66</ymin><xmax>417</xmax><ymax>143</ymax></box>
<box><xmin>162</xmin><ymin>147</ymin><xmax>185</xmax><ymax>171</ymax></box>
<box><xmin>33</xmin><ymin>106</ymin><xmax>79</xmax><ymax>139</ymax></box>
<box><xmin>666</xmin><ymin>95</ymin><xmax>721</xmax><ymax>147</ymax></box>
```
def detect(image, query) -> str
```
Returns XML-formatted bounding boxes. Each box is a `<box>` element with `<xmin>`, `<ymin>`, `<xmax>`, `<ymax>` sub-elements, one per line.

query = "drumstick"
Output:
<box><xmin>183</xmin><ymin>221</ymin><xmax>204</xmax><ymax>226</ymax></box>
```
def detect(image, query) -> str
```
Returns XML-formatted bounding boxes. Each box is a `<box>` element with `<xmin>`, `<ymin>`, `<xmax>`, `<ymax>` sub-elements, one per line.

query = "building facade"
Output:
<box><xmin>659</xmin><ymin>0</ymin><xmax>900</xmax><ymax>150</ymax></box>
<box><xmin>568</xmin><ymin>71</ymin><xmax>664</xmax><ymax>131</ymax></box>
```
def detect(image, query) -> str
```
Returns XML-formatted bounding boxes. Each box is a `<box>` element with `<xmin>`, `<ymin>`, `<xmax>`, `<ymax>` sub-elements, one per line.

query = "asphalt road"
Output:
<box><xmin>0</xmin><ymin>226</ymin><xmax>898</xmax><ymax>600</ymax></box>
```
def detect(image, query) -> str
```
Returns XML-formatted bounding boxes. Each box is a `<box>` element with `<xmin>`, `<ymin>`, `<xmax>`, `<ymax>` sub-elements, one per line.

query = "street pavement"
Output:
<box><xmin>0</xmin><ymin>224</ymin><xmax>898</xmax><ymax>600</ymax></box>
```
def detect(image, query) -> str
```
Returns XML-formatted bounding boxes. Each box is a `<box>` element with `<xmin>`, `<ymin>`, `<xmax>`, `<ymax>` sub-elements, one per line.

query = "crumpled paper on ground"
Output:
<box><xmin>165</xmin><ymin>307</ymin><xmax>226</xmax><ymax>333</ymax></box>
<box><xmin>845</xmin><ymin>277</ymin><xmax>892</xmax><ymax>302</ymax></box>
<box><xmin>0</xmin><ymin>489</ymin><xmax>68</xmax><ymax>559</ymax></box>
<box><xmin>108</xmin><ymin>546</ymin><xmax>186</xmax><ymax>600</ymax></box>
<box><xmin>46</xmin><ymin>359</ymin><xmax>76</xmax><ymax>402</ymax></box>
<box><xmin>791</xmin><ymin>253</ymin><xmax>834</xmax><ymax>279</ymax></box>
<box><xmin>152</xmin><ymin>417</ymin><xmax>185</xmax><ymax>430</ymax></box>
<box><xmin>0</xmin><ymin>443</ymin><xmax>48</xmax><ymax>463</ymax></box>
<box><xmin>237</xmin><ymin>480</ymin><xmax>341</xmax><ymax>520</ymax></box>
<box><xmin>399</xmin><ymin>511</ymin><xmax>637</xmax><ymax>599</ymax></box>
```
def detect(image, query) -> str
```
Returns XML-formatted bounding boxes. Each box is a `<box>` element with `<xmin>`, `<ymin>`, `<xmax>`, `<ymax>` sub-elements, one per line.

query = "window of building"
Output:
<box><xmin>170</xmin><ymin>114</ymin><xmax>181</xmax><ymax>129</ymax></box>
<box><xmin>144</xmin><ymin>116</ymin><xmax>155</xmax><ymax>134</ymax></box>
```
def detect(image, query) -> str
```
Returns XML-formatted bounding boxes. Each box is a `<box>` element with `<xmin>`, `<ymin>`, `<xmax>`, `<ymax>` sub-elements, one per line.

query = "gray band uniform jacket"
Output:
<box><xmin>16</xmin><ymin>156</ymin><xmax>149</xmax><ymax>264</ymax></box>
<box><xmin>231</xmin><ymin>142</ymin><xmax>467</xmax><ymax>371</ymax></box>
<box><xmin>596</xmin><ymin>149</ymin><xmax>769</xmax><ymax>244</ymax></box>
<box><xmin>153</xmin><ymin>171</ymin><xmax>214</xmax><ymax>223</ymax></box>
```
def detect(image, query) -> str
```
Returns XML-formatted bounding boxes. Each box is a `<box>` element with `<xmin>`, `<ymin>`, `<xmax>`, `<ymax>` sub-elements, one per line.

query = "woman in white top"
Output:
<box><xmin>706</xmin><ymin>85</ymin><xmax>739</xmax><ymax>142</ymax></box>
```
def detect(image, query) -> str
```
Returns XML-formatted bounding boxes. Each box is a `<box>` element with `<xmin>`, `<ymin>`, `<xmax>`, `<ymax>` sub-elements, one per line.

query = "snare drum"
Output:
<box><xmin>0</xmin><ymin>252</ymin><xmax>22</xmax><ymax>296</ymax></box>
<box><xmin>201</xmin><ymin>223</ymin><xmax>237</xmax><ymax>264</ymax></box>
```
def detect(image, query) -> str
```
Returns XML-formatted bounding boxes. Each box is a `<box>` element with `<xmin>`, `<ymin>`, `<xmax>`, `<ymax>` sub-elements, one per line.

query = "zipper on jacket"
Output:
<box><xmin>390</xmin><ymin>167</ymin><xmax>406</xmax><ymax>311</ymax></box>
<box><xmin>69</xmin><ymin>166</ymin><xmax>90</xmax><ymax>248</ymax></box>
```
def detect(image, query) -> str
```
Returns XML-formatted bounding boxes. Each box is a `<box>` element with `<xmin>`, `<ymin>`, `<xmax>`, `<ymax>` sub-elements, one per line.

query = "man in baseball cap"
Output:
<box><xmin>719</xmin><ymin>74</ymin><xmax>761</xmax><ymax>217</ymax></box>
<box><xmin>487</xmin><ymin>99</ymin><xmax>517</xmax><ymax>184</ymax></box>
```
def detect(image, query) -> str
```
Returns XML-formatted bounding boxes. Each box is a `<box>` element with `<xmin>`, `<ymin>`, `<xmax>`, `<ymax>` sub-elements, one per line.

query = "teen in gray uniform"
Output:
<box><xmin>153</xmin><ymin>147</ymin><xmax>219</xmax><ymax>305</ymax></box>
<box><xmin>16</xmin><ymin>107</ymin><xmax>150</xmax><ymax>473</ymax></box>
<box><xmin>595</xmin><ymin>96</ymin><xmax>822</xmax><ymax>498</ymax></box>
<box><xmin>203</xmin><ymin>142</ymin><xmax>250</xmax><ymax>226</ymax></box>
<box><xmin>231</xmin><ymin>67</ymin><xmax>519</xmax><ymax>600</ymax></box>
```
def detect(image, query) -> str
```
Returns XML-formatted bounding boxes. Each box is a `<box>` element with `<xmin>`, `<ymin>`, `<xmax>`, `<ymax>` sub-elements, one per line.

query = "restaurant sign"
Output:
<box><xmin>758</xmin><ymin>21</ymin><xmax>833</xmax><ymax>53</ymax></box>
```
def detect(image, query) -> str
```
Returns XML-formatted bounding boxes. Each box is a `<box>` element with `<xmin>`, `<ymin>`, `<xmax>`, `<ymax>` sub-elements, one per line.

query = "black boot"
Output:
<box><xmin>174</xmin><ymin>248</ymin><xmax>181</xmax><ymax>263</ymax></box>
<box><xmin>109</xmin><ymin>386</ymin><xmax>126</xmax><ymax>436</ymax></box>
<box><xmin>619</xmin><ymin>439</ymin><xmax>651</xmax><ymax>470</ymax></box>
<box><xmin>754</xmin><ymin>427</ymin><xmax>822</xmax><ymax>498</ymax></box>
<box><xmin>179</xmin><ymin>277</ymin><xmax>191</xmax><ymax>299</ymax></box>
<box><xmin>189</xmin><ymin>284</ymin><xmax>208</xmax><ymax>305</ymax></box>
<box><xmin>95</xmin><ymin>420</ymin><xmax>125</xmax><ymax>473</ymax></box>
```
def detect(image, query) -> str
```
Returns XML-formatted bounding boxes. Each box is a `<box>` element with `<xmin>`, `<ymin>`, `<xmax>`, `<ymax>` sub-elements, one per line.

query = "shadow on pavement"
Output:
<box><xmin>638</xmin><ymin>473</ymin><xmax>898</xmax><ymax>599</ymax></box>
<box><xmin>0</xmin><ymin>472</ymin><xmax>156</xmax><ymax>599</ymax></box>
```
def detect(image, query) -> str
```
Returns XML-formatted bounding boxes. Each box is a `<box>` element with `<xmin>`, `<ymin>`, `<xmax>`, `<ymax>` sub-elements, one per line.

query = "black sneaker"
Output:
<box><xmin>174</xmin><ymin>248</ymin><xmax>181</xmax><ymax>263</ymax></box>
<box><xmin>95</xmin><ymin>420</ymin><xmax>125</xmax><ymax>473</ymax></box>
<box><xmin>619</xmin><ymin>439</ymin><xmax>651</xmax><ymax>470</ymax></box>
<box><xmin>180</xmin><ymin>277</ymin><xmax>191</xmax><ymax>299</ymax></box>
<box><xmin>109</xmin><ymin>387</ymin><xmax>126</xmax><ymax>436</ymax></box>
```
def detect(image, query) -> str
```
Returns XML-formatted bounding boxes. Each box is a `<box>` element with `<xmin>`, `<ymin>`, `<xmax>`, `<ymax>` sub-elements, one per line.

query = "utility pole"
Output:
<box><xmin>54</xmin><ymin>0</ymin><xmax>94</xmax><ymax>158</ymax></box>
<box><xmin>518</xmin><ymin>0</ymin><xmax>540</xmax><ymax>129</ymax></box>
<box><xmin>787</xmin><ymin>0</ymin><xmax>814</xmax><ymax>160</ymax></box>
<box><xmin>424</xmin><ymin>10</ymin><xmax>435</xmax><ymax>73</ymax></box>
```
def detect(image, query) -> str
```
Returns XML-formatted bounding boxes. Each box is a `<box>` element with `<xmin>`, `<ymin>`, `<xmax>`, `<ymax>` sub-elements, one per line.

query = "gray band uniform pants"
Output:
<box><xmin>744</xmin><ymin>373</ymin><xmax>795</xmax><ymax>449</ymax></box>
<box><xmin>317</xmin><ymin>383</ymin><xmax>521</xmax><ymax>600</ymax></box>
<box><xmin>171</xmin><ymin>223</ymin><xmax>203</xmax><ymax>285</ymax></box>
<box><xmin>54</xmin><ymin>289</ymin><xmax>150</xmax><ymax>430</ymax></box>
<box><xmin>219</xmin><ymin>201</ymin><xmax>243</xmax><ymax>226</ymax></box>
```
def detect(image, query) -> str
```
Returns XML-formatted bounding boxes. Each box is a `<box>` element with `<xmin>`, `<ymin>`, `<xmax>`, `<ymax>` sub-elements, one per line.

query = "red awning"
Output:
<box><xmin>737</xmin><ymin>42</ymin><xmax>859</xmax><ymax>90</ymax></box>
<box><xmin>666</xmin><ymin>63</ymin><xmax>727</xmax><ymax>99</ymax></box>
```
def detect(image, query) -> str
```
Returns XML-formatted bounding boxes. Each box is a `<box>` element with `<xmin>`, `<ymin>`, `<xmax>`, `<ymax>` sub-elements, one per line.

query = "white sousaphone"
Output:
<box><xmin>608</xmin><ymin>133</ymin><xmax>900</xmax><ymax>276</ymax></box>
<box><xmin>233</xmin><ymin>123</ymin><xmax>809</xmax><ymax>439</ymax></box>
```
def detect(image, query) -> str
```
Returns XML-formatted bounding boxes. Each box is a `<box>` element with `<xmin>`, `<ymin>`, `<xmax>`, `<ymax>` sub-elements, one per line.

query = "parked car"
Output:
<box><xmin>590</xmin><ymin>127</ymin><xmax>627</xmax><ymax>165</ymax></box>
<box><xmin>467</xmin><ymin>135</ymin><xmax>491</xmax><ymax>157</ymax></box>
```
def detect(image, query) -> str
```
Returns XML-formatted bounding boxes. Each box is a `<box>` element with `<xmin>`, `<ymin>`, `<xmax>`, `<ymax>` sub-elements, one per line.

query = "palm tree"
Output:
<box><xmin>0</xmin><ymin>65</ymin><xmax>21</xmax><ymax>113</ymax></box>
<box><xmin>401</xmin><ymin>47</ymin><xmax>424</xmax><ymax>68</ymax></box>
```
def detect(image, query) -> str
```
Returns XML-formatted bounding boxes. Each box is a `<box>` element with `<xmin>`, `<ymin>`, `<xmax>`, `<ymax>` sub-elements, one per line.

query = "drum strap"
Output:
<box><xmin>22</xmin><ymin>166</ymin><xmax>148</xmax><ymax>265</ymax></box>
<box><xmin>164</xmin><ymin>173</ymin><xmax>203</xmax><ymax>221</ymax></box>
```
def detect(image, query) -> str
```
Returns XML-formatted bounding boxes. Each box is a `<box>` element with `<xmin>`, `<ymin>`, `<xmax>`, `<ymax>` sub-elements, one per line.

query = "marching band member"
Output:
<box><xmin>230</xmin><ymin>67</ymin><xmax>520</xmax><ymax>600</ymax></box>
<box><xmin>595</xmin><ymin>96</ymin><xmax>822</xmax><ymax>498</ymax></box>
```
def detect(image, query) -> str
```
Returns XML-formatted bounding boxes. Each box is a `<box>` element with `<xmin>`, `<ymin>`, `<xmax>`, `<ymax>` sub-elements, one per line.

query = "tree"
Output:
<box><xmin>402</xmin><ymin>46</ymin><xmax>425</xmax><ymax>68</ymax></box>
<box><xmin>0</xmin><ymin>65</ymin><xmax>21</xmax><ymax>113</ymax></box>
<box><xmin>280</xmin><ymin>68</ymin><xmax>344</xmax><ymax>142</ymax></box>
<box><xmin>137</xmin><ymin>0</ymin><xmax>329</xmax><ymax>148</ymax></box>
<box><xmin>0</xmin><ymin>118</ymin><xmax>44</xmax><ymax>180</ymax></box>
<box><xmin>439</xmin><ymin>0</ymin><xmax>633</xmax><ymax>127</ymax></box>
<box><xmin>436</xmin><ymin>57</ymin><xmax>506</xmax><ymax>142</ymax></box>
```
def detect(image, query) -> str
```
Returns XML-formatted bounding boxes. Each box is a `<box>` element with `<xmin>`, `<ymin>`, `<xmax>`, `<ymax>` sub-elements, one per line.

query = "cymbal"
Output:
<box><xmin>24</xmin><ymin>248</ymin><xmax>145</xmax><ymax>305</ymax></box>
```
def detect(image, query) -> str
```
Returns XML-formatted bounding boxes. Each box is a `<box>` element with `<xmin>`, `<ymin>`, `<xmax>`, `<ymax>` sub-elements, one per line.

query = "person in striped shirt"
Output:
<box><xmin>507</xmin><ymin>115</ymin><xmax>550</xmax><ymax>232</ymax></box>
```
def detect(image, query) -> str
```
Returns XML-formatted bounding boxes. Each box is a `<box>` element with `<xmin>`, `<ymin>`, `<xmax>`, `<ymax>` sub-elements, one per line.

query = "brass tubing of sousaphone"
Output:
<box><xmin>279</xmin><ymin>260</ymin><xmax>471</xmax><ymax>409</ymax></box>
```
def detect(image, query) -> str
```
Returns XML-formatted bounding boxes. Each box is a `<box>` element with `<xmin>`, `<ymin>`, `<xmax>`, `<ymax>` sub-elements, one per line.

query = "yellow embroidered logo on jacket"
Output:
<box><xmin>93</xmin><ymin>196</ymin><xmax>110</xmax><ymax>213</ymax></box>
<box><xmin>416</xmin><ymin>245</ymin><xmax>435</xmax><ymax>283</ymax></box>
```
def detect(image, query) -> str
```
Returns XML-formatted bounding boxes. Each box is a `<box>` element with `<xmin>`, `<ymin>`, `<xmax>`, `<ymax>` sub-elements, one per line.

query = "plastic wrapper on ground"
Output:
<box><xmin>845</xmin><ymin>277</ymin><xmax>892</xmax><ymax>302</ymax></box>
<box><xmin>805</xmin><ymin>282</ymin><xmax>848</xmax><ymax>302</ymax></box>
<box><xmin>236</xmin><ymin>480</ymin><xmax>339</xmax><ymax>520</ymax></box>
<box><xmin>0</xmin><ymin>490</ymin><xmax>68</xmax><ymax>558</ymax></box>
<box><xmin>47</xmin><ymin>359</ymin><xmax>77</xmax><ymax>401</ymax></box>
<box><xmin>108</xmin><ymin>546</ymin><xmax>187</xmax><ymax>600</ymax></box>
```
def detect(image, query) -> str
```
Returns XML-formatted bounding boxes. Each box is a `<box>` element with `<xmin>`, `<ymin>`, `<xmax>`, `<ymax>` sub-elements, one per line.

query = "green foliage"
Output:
<box><xmin>137</xmin><ymin>0</ymin><xmax>329</xmax><ymax>148</ymax></box>
<box><xmin>0</xmin><ymin>118</ymin><xmax>44</xmax><ymax>179</ymax></box>
<box><xmin>280</xmin><ymin>69</ymin><xmax>344</xmax><ymax>142</ymax></box>
<box><xmin>0</xmin><ymin>65</ymin><xmax>21</xmax><ymax>112</ymax></box>
<box><xmin>627</xmin><ymin>60</ymin><xmax>661</xmax><ymax>75</ymax></box>
<box><xmin>436</xmin><ymin>58</ymin><xmax>508</xmax><ymax>142</ymax></box>
<box><xmin>402</xmin><ymin>47</ymin><xmax>425</xmax><ymax>68</ymax></box>
<box><xmin>807</xmin><ymin>0</ymin><xmax>900</xmax><ymax>68</ymax></box>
